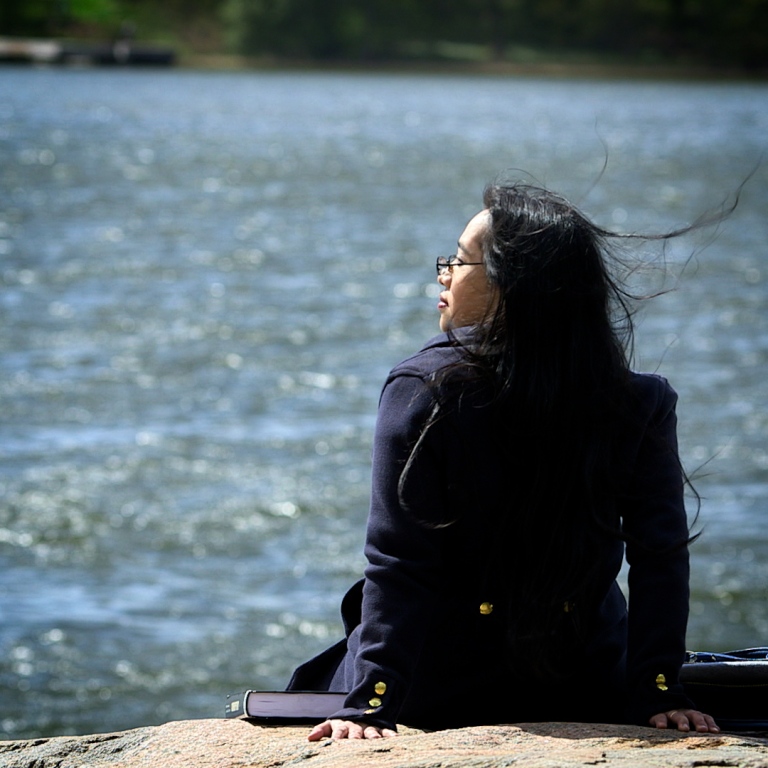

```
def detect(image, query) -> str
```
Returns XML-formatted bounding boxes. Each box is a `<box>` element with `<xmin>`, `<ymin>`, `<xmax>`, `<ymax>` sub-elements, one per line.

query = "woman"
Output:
<box><xmin>288</xmin><ymin>182</ymin><xmax>720</xmax><ymax>739</ymax></box>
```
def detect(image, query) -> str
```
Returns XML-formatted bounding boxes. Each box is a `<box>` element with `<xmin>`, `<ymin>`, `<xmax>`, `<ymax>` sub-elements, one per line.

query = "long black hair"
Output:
<box><xmin>475</xmin><ymin>183</ymin><xmax>644</xmax><ymax>676</ymax></box>
<box><xmin>477</xmin><ymin>182</ymin><xmax>633</xmax><ymax>403</ymax></box>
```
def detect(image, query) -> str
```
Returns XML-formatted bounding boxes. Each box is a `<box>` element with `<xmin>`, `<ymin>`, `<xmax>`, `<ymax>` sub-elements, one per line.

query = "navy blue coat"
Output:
<box><xmin>288</xmin><ymin>331</ymin><xmax>694</xmax><ymax>730</ymax></box>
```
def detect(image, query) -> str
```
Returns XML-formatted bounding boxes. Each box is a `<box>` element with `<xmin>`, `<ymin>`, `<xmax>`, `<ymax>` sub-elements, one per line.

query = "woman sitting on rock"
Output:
<box><xmin>288</xmin><ymin>182</ymin><xmax>720</xmax><ymax>739</ymax></box>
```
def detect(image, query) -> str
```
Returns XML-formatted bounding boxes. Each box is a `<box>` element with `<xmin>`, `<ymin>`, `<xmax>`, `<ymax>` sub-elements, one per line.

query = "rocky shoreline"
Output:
<box><xmin>1</xmin><ymin>719</ymin><xmax>767</xmax><ymax>768</ymax></box>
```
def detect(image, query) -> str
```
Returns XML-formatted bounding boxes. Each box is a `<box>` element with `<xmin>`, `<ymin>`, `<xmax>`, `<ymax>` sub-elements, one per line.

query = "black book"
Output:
<box><xmin>225</xmin><ymin>690</ymin><xmax>348</xmax><ymax>724</ymax></box>
<box><xmin>680</xmin><ymin>648</ymin><xmax>768</xmax><ymax>730</ymax></box>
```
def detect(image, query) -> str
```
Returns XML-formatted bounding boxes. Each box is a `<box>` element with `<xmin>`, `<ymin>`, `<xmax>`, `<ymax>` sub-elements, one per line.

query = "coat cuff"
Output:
<box><xmin>625</xmin><ymin>670</ymin><xmax>695</xmax><ymax>724</ymax></box>
<box><xmin>331</xmin><ymin>672</ymin><xmax>401</xmax><ymax>731</ymax></box>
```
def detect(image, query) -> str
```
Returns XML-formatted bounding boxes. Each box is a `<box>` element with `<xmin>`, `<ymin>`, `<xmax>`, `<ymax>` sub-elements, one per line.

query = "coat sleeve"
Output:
<box><xmin>327</xmin><ymin>371</ymin><xmax>446</xmax><ymax>730</ymax></box>
<box><xmin>622</xmin><ymin>377</ymin><xmax>696</xmax><ymax>723</ymax></box>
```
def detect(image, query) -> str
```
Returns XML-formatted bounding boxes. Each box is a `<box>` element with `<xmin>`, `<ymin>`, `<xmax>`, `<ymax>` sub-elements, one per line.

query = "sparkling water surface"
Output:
<box><xmin>1</xmin><ymin>67</ymin><xmax>767</xmax><ymax>738</ymax></box>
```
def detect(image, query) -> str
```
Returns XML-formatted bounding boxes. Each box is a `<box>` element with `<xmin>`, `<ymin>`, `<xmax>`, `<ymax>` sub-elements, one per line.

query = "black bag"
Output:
<box><xmin>680</xmin><ymin>648</ymin><xmax>768</xmax><ymax>730</ymax></box>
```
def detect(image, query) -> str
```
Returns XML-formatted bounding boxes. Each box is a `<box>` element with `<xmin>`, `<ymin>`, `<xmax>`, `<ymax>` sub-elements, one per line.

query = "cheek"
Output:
<box><xmin>468</xmin><ymin>275</ymin><xmax>493</xmax><ymax>306</ymax></box>
<box><xmin>455</xmin><ymin>277</ymin><xmax>492</xmax><ymax>320</ymax></box>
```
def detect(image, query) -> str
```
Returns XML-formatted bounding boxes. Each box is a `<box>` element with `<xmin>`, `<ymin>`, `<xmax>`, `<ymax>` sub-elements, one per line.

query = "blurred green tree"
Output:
<box><xmin>1</xmin><ymin>0</ymin><xmax>119</xmax><ymax>36</ymax></box>
<box><xmin>2</xmin><ymin>0</ymin><xmax>765</xmax><ymax>68</ymax></box>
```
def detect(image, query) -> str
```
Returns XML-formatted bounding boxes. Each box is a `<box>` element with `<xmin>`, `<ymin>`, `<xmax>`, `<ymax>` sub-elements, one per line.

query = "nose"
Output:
<box><xmin>437</xmin><ymin>270</ymin><xmax>450</xmax><ymax>287</ymax></box>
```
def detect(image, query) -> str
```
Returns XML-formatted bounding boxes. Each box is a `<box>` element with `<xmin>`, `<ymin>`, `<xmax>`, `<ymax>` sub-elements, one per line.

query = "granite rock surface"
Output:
<box><xmin>1</xmin><ymin>719</ymin><xmax>767</xmax><ymax>768</ymax></box>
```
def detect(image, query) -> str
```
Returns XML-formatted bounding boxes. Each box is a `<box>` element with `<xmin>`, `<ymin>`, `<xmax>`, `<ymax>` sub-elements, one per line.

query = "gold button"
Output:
<box><xmin>374</xmin><ymin>682</ymin><xmax>387</xmax><ymax>695</ymax></box>
<box><xmin>368</xmin><ymin>697</ymin><xmax>382</xmax><ymax>708</ymax></box>
<box><xmin>563</xmin><ymin>601</ymin><xmax>574</xmax><ymax>613</ymax></box>
<box><xmin>479</xmin><ymin>602</ymin><xmax>493</xmax><ymax>615</ymax></box>
<box><xmin>655</xmin><ymin>674</ymin><xmax>668</xmax><ymax>691</ymax></box>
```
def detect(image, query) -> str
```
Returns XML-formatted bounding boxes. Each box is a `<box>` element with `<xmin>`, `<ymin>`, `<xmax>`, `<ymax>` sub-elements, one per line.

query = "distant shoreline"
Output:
<box><xmin>1</xmin><ymin>36</ymin><xmax>765</xmax><ymax>81</ymax></box>
<box><xmin>180</xmin><ymin>53</ymin><xmax>767</xmax><ymax>82</ymax></box>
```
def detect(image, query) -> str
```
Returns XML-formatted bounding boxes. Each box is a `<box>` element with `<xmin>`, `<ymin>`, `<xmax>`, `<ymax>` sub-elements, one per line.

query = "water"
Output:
<box><xmin>0</xmin><ymin>67</ymin><xmax>767</xmax><ymax>739</ymax></box>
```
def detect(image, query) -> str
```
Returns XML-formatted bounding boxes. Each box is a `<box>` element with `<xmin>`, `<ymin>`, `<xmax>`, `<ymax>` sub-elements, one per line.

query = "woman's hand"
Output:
<box><xmin>649</xmin><ymin>709</ymin><xmax>720</xmax><ymax>733</ymax></box>
<box><xmin>307</xmin><ymin>719</ymin><xmax>398</xmax><ymax>741</ymax></box>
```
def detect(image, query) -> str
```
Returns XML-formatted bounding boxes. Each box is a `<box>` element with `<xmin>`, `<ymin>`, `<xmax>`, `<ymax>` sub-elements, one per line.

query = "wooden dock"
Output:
<box><xmin>0</xmin><ymin>37</ymin><xmax>175</xmax><ymax>66</ymax></box>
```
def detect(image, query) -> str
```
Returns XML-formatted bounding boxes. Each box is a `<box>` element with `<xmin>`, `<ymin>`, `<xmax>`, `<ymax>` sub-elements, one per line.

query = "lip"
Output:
<box><xmin>438</xmin><ymin>293</ymin><xmax>449</xmax><ymax>310</ymax></box>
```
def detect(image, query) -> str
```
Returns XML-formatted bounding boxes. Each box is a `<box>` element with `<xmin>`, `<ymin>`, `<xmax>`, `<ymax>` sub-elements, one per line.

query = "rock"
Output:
<box><xmin>1</xmin><ymin>720</ymin><xmax>767</xmax><ymax>768</ymax></box>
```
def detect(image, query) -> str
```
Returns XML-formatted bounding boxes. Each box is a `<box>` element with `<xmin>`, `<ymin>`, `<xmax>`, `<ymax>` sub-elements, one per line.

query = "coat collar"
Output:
<box><xmin>420</xmin><ymin>326</ymin><xmax>477</xmax><ymax>351</ymax></box>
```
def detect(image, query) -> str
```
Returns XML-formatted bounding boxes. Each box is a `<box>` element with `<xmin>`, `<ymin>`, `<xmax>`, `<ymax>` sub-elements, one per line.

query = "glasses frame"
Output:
<box><xmin>436</xmin><ymin>255</ymin><xmax>484</xmax><ymax>276</ymax></box>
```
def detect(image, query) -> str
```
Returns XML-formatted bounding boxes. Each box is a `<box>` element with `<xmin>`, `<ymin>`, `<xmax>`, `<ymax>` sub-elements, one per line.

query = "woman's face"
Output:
<box><xmin>437</xmin><ymin>210</ymin><xmax>496</xmax><ymax>332</ymax></box>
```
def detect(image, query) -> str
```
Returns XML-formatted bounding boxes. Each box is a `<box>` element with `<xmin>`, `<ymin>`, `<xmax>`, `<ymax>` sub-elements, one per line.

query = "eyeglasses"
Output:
<box><xmin>436</xmin><ymin>255</ymin><xmax>484</xmax><ymax>276</ymax></box>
